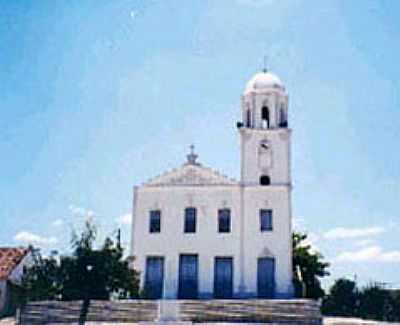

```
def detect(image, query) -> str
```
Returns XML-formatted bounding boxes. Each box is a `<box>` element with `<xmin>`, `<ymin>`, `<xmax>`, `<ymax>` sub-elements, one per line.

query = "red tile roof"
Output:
<box><xmin>0</xmin><ymin>248</ymin><xmax>28</xmax><ymax>280</ymax></box>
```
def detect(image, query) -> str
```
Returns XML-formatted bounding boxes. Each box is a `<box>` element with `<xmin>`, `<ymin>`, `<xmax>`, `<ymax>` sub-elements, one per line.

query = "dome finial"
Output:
<box><xmin>262</xmin><ymin>55</ymin><xmax>268</xmax><ymax>73</ymax></box>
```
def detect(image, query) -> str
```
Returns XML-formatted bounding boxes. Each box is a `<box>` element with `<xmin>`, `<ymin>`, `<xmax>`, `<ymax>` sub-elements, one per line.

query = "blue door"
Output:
<box><xmin>257</xmin><ymin>257</ymin><xmax>275</xmax><ymax>298</ymax></box>
<box><xmin>144</xmin><ymin>257</ymin><xmax>164</xmax><ymax>299</ymax></box>
<box><xmin>178</xmin><ymin>254</ymin><xmax>198</xmax><ymax>299</ymax></box>
<box><xmin>214</xmin><ymin>257</ymin><xmax>233</xmax><ymax>298</ymax></box>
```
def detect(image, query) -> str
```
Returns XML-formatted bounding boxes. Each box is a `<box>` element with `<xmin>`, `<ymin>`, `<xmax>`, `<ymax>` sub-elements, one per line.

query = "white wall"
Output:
<box><xmin>242</xmin><ymin>186</ymin><xmax>293</xmax><ymax>297</ymax></box>
<box><xmin>240</xmin><ymin>126</ymin><xmax>291</xmax><ymax>186</ymax></box>
<box><xmin>9</xmin><ymin>253</ymin><xmax>32</xmax><ymax>285</ymax></box>
<box><xmin>131</xmin><ymin>183</ymin><xmax>293</xmax><ymax>298</ymax></box>
<box><xmin>132</xmin><ymin>185</ymin><xmax>242</xmax><ymax>298</ymax></box>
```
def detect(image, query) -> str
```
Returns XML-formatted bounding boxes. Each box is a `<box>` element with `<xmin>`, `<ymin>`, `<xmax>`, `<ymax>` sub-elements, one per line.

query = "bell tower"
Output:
<box><xmin>238</xmin><ymin>71</ymin><xmax>291</xmax><ymax>186</ymax></box>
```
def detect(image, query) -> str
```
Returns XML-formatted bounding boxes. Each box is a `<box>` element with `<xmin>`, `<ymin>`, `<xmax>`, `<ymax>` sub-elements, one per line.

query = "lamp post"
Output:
<box><xmin>79</xmin><ymin>264</ymin><xmax>93</xmax><ymax>325</ymax></box>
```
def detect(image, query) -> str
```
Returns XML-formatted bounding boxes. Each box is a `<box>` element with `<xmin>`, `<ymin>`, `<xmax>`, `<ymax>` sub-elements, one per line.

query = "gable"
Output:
<box><xmin>143</xmin><ymin>163</ymin><xmax>238</xmax><ymax>187</ymax></box>
<box><xmin>0</xmin><ymin>248</ymin><xmax>28</xmax><ymax>280</ymax></box>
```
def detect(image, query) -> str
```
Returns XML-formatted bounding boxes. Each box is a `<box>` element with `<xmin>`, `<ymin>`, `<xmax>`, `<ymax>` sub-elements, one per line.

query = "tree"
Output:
<box><xmin>322</xmin><ymin>280</ymin><xmax>400</xmax><ymax>322</ymax></box>
<box><xmin>322</xmin><ymin>278</ymin><xmax>358</xmax><ymax>316</ymax></box>
<box><xmin>358</xmin><ymin>283</ymin><xmax>394</xmax><ymax>321</ymax></box>
<box><xmin>22</xmin><ymin>221</ymin><xmax>140</xmax><ymax>303</ymax></box>
<box><xmin>389</xmin><ymin>290</ymin><xmax>400</xmax><ymax>321</ymax></box>
<box><xmin>292</xmin><ymin>232</ymin><xmax>330</xmax><ymax>299</ymax></box>
<box><xmin>21</xmin><ymin>248</ymin><xmax>61</xmax><ymax>302</ymax></box>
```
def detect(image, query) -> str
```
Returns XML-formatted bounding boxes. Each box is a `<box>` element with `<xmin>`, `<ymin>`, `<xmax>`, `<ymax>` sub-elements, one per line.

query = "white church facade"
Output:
<box><xmin>131</xmin><ymin>71</ymin><xmax>293</xmax><ymax>299</ymax></box>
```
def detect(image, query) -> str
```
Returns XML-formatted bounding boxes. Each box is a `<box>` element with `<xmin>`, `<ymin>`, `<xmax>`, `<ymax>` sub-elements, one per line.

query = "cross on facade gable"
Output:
<box><xmin>186</xmin><ymin>144</ymin><xmax>199</xmax><ymax>165</ymax></box>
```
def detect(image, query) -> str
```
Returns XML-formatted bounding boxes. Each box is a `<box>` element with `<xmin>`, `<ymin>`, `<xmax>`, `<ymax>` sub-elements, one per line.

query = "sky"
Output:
<box><xmin>1</xmin><ymin>0</ymin><xmax>400</xmax><ymax>289</ymax></box>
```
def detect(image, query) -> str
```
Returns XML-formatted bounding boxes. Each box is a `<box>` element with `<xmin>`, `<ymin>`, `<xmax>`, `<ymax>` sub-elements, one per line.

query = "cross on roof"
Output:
<box><xmin>186</xmin><ymin>144</ymin><xmax>199</xmax><ymax>165</ymax></box>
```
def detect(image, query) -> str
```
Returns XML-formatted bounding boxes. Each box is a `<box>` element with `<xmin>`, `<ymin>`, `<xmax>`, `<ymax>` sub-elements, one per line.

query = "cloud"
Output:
<box><xmin>130</xmin><ymin>10</ymin><xmax>137</xmax><ymax>19</ymax></box>
<box><xmin>293</xmin><ymin>216</ymin><xmax>306</xmax><ymax>231</ymax></box>
<box><xmin>298</xmin><ymin>232</ymin><xmax>320</xmax><ymax>253</ymax></box>
<box><xmin>335</xmin><ymin>246</ymin><xmax>400</xmax><ymax>263</ymax></box>
<box><xmin>52</xmin><ymin>219</ymin><xmax>64</xmax><ymax>227</ymax></box>
<box><xmin>68</xmin><ymin>205</ymin><xmax>95</xmax><ymax>218</ymax></box>
<box><xmin>354</xmin><ymin>239</ymin><xmax>376</xmax><ymax>247</ymax></box>
<box><xmin>14</xmin><ymin>231</ymin><xmax>58</xmax><ymax>246</ymax></box>
<box><xmin>323</xmin><ymin>226</ymin><xmax>385</xmax><ymax>240</ymax></box>
<box><xmin>388</xmin><ymin>220</ymin><xmax>400</xmax><ymax>231</ymax></box>
<box><xmin>117</xmin><ymin>213</ymin><xmax>131</xmax><ymax>226</ymax></box>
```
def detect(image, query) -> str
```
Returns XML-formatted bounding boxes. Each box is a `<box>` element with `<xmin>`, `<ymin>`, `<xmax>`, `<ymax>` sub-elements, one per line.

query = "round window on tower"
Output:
<box><xmin>260</xmin><ymin>175</ymin><xmax>271</xmax><ymax>186</ymax></box>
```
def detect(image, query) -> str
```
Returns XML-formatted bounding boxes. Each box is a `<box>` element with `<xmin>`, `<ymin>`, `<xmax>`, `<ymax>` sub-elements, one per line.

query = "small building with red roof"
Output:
<box><xmin>0</xmin><ymin>248</ymin><xmax>31</xmax><ymax>317</ymax></box>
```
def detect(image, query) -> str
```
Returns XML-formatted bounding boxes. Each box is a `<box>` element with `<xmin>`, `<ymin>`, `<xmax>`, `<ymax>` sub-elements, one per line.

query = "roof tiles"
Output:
<box><xmin>0</xmin><ymin>248</ymin><xmax>28</xmax><ymax>280</ymax></box>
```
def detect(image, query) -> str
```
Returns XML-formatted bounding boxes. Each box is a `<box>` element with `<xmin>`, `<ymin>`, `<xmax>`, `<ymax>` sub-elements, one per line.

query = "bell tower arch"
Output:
<box><xmin>238</xmin><ymin>71</ymin><xmax>291</xmax><ymax>186</ymax></box>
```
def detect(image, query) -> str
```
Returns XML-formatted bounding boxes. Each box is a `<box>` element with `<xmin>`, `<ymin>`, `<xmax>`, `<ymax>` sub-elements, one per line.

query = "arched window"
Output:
<box><xmin>260</xmin><ymin>175</ymin><xmax>271</xmax><ymax>186</ymax></box>
<box><xmin>246</xmin><ymin>109</ymin><xmax>251</xmax><ymax>127</ymax></box>
<box><xmin>261</xmin><ymin>106</ymin><xmax>270</xmax><ymax>129</ymax></box>
<box><xmin>279</xmin><ymin>107</ymin><xmax>287</xmax><ymax>127</ymax></box>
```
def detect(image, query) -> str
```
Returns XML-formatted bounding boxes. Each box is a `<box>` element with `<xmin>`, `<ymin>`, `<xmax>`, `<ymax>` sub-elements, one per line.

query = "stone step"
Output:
<box><xmin>19</xmin><ymin>299</ymin><xmax>322</xmax><ymax>325</ymax></box>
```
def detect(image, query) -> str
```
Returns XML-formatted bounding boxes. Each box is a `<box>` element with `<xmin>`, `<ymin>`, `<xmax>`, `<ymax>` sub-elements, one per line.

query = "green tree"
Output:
<box><xmin>322</xmin><ymin>279</ymin><xmax>400</xmax><ymax>321</ymax></box>
<box><xmin>358</xmin><ymin>283</ymin><xmax>394</xmax><ymax>321</ymax></box>
<box><xmin>22</xmin><ymin>221</ymin><xmax>140</xmax><ymax>303</ymax></box>
<box><xmin>21</xmin><ymin>248</ymin><xmax>61</xmax><ymax>302</ymax></box>
<box><xmin>390</xmin><ymin>290</ymin><xmax>400</xmax><ymax>321</ymax></box>
<box><xmin>322</xmin><ymin>278</ymin><xmax>358</xmax><ymax>316</ymax></box>
<box><xmin>292</xmin><ymin>232</ymin><xmax>330</xmax><ymax>299</ymax></box>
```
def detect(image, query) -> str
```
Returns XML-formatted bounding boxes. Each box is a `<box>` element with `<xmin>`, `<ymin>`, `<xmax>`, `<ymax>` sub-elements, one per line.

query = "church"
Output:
<box><xmin>131</xmin><ymin>70</ymin><xmax>293</xmax><ymax>299</ymax></box>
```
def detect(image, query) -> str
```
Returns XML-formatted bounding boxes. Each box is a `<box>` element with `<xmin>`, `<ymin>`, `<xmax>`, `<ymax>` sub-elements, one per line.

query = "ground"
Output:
<box><xmin>0</xmin><ymin>317</ymin><xmax>397</xmax><ymax>324</ymax></box>
<box><xmin>0</xmin><ymin>319</ymin><xmax>13</xmax><ymax>325</ymax></box>
<box><xmin>323</xmin><ymin>317</ymin><xmax>394</xmax><ymax>324</ymax></box>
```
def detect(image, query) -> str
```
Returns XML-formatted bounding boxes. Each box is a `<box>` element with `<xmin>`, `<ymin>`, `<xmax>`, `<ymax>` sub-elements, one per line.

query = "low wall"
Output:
<box><xmin>19</xmin><ymin>299</ymin><xmax>322</xmax><ymax>324</ymax></box>
<box><xmin>19</xmin><ymin>300</ymin><xmax>158</xmax><ymax>324</ymax></box>
<box><xmin>180</xmin><ymin>299</ymin><xmax>321</xmax><ymax>323</ymax></box>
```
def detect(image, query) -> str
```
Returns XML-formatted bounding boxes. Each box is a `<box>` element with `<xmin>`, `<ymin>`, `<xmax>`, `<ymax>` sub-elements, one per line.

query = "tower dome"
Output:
<box><xmin>244</xmin><ymin>71</ymin><xmax>285</xmax><ymax>94</ymax></box>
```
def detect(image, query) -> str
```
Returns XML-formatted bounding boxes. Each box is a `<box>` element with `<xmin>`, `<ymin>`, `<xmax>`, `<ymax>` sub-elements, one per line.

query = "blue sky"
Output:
<box><xmin>1</xmin><ymin>0</ymin><xmax>400</xmax><ymax>289</ymax></box>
